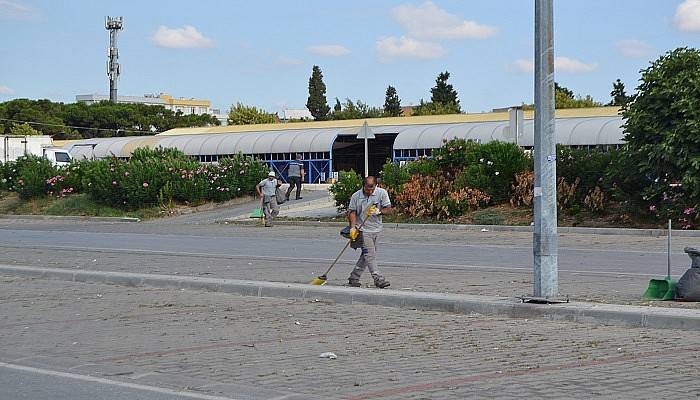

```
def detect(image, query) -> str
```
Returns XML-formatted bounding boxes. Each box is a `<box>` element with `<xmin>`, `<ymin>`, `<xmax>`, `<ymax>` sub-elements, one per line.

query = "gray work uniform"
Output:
<box><xmin>258</xmin><ymin>178</ymin><xmax>279</xmax><ymax>226</ymax></box>
<box><xmin>285</xmin><ymin>160</ymin><xmax>304</xmax><ymax>200</ymax></box>
<box><xmin>347</xmin><ymin>187</ymin><xmax>391</xmax><ymax>282</ymax></box>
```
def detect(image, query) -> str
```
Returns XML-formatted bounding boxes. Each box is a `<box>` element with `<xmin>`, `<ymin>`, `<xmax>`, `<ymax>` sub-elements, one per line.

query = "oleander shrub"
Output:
<box><xmin>0</xmin><ymin>161</ymin><xmax>16</xmax><ymax>191</ymax></box>
<box><xmin>329</xmin><ymin>170</ymin><xmax>362</xmax><ymax>211</ymax></box>
<box><xmin>13</xmin><ymin>155</ymin><xmax>57</xmax><ymax>199</ymax></box>
<box><xmin>452</xmin><ymin>141</ymin><xmax>531</xmax><ymax>204</ymax></box>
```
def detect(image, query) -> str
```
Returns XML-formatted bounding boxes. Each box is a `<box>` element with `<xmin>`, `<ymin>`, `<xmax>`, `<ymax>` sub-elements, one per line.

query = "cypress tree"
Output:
<box><xmin>306</xmin><ymin>65</ymin><xmax>330</xmax><ymax>121</ymax></box>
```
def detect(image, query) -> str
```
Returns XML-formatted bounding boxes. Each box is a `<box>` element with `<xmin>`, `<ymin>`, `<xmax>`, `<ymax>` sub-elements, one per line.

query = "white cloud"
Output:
<box><xmin>512</xmin><ymin>57</ymin><xmax>597</xmax><ymax>73</ymax></box>
<box><xmin>376</xmin><ymin>36</ymin><xmax>446</xmax><ymax>62</ymax></box>
<box><xmin>0</xmin><ymin>0</ymin><xmax>35</xmax><ymax>20</ymax></box>
<box><xmin>152</xmin><ymin>25</ymin><xmax>214</xmax><ymax>49</ymax></box>
<box><xmin>276</xmin><ymin>55</ymin><xmax>303</xmax><ymax>66</ymax></box>
<box><xmin>674</xmin><ymin>0</ymin><xmax>700</xmax><ymax>32</ymax></box>
<box><xmin>556</xmin><ymin>57</ymin><xmax>598</xmax><ymax>73</ymax></box>
<box><xmin>615</xmin><ymin>39</ymin><xmax>653</xmax><ymax>58</ymax></box>
<box><xmin>392</xmin><ymin>1</ymin><xmax>496</xmax><ymax>40</ymax></box>
<box><xmin>512</xmin><ymin>59</ymin><xmax>535</xmax><ymax>73</ymax></box>
<box><xmin>307</xmin><ymin>44</ymin><xmax>350</xmax><ymax>57</ymax></box>
<box><xmin>0</xmin><ymin>85</ymin><xmax>14</xmax><ymax>95</ymax></box>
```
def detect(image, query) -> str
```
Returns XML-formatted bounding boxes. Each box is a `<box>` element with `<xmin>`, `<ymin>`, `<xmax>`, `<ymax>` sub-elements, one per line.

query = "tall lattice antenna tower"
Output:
<box><xmin>105</xmin><ymin>16</ymin><xmax>124</xmax><ymax>103</ymax></box>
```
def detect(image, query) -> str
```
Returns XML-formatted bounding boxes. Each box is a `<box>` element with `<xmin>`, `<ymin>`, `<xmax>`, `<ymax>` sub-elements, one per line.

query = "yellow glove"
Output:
<box><xmin>367</xmin><ymin>204</ymin><xmax>380</xmax><ymax>216</ymax></box>
<box><xmin>350</xmin><ymin>227</ymin><xmax>360</xmax><ymax>240</ymax></box>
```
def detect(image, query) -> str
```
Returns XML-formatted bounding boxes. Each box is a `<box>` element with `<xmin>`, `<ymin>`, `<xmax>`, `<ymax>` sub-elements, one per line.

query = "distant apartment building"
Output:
<box><xmin>76</xmin><ymin>93</ymin><xmax>212</xmax><ymax>116</ymax></box>
<box><xmin>282</xmin><ymin>109</ymin><xmax>313</xmax><ymax>121</ymax></box>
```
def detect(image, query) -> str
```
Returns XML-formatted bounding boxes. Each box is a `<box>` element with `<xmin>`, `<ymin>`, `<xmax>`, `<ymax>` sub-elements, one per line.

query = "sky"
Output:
<box><xmin>1</xmin><ymin>0</ymin><xmax>700</xmax><ymax>115</ymax></box>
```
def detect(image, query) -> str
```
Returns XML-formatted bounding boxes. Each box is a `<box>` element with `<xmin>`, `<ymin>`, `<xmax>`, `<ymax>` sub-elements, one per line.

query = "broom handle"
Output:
<box><xmin>322</xmin><ymin>207</ymin><xmax>373</xmax><ymax>276</ymax></box>
<box><xmin>322</xmin><ymin>240</ymin><xmax>352</xmax><ymax>276</ymax></box>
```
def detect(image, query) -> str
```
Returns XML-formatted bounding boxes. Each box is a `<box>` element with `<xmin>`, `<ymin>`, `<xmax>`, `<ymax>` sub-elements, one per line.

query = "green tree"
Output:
<box><xmin>10</xmin><ymin>122</ymin><xmax>41</xmax><ymax>136</ymax></box>
<box><xmin>520</xmin><ymin>83</ymin><xmax>602</xmax><ymax>110</ymax></box>
<box><xmin>333</xmin><ymin>98</ymin><xmax>342</xmax><ymax>113</ymax></box>
<box><xmin>0</xmin><ymin>98</ymin><xmax>219</xmax><ymax>140</ymax></box>
<box><xmin>306</xmin><ymin>65</ymin><xmax>330</xmax><ymax>120</ymax></box>
<box><xmin>555</xmin><ymin>82</ymin><xmax>574</xmax><ymax>99</ymax></box>
<box><xmin>411</xmin><ymin>99</ymin><xmax>461</xmax><ymax>116</ymax></box>
<box><xmin>430</xmin><ymin>71</ymin><xmax>461</xmax><ymax>112</ymax></box>
<box><xmin>227</xmin><ymin>103</ymin><xmax>277</xmax><ymax>125</ymax></box>
<box><xmin>0</xmin><ymin>98</ymin><xmax>63</xmax><ymax>136</ymax></box>
<box><xmin>554</xmin><ymin>82</ymin><xmax>603</xmax><ymax>109</ymax></box>
<box><xmin>622</xmin><ymin>47</ymin><xmax>700</xmax><ymax>219</ymax></box>
<box><xmin>332</xmin><ymin>99</ymin><xmax>384</xmax><ymax>120</ymax></box>
<box><xmin>384</xmin><ymin>85</ymin><xmax>402</xmax><ymax>117</ymax></box>
<box><xmin>608</xmin><ymin>78</ymin><xmax>630</xmax><ymax>107</ymax></box>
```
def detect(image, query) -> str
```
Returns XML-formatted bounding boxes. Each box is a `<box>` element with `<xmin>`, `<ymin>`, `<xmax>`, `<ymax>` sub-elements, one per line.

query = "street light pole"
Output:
<box><xmin>357</xmin><ymin>121</ymin><xmax>375</xmax><ymax>178</ymax></box>
<box><xmin>364</xmin><ymin>134</ymin><xmax>369</xmax><ymax>177</ymax></box>
<box><xmin>533</xmin><ymin>0</ymin><xmax>558</xmax><ymax>297</ymax></box>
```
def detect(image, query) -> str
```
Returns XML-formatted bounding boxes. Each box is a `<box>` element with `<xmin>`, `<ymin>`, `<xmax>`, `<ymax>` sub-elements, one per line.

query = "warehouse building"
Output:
<box><xmin>64</xmin><ymin>107</ymin><xmax>624</xmax><ymax>184</ymax></box>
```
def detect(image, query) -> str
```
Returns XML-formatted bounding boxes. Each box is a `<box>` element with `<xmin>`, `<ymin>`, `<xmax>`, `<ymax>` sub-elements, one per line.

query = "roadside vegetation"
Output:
<box><xmin>0</xmin><ymin>148</ymin><xmax>267</xmax><ymax>219</ymax></box>
<box><xmin>327</xmin><ymin>47</ymin><xmax>700</xmax><ymax>230</ymax></box>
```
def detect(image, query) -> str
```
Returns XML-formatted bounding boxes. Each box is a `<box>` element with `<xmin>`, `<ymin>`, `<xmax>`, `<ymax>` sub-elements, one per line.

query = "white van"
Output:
<box><xmin>1</xmin><ymin>136</ymin><xmax>71</xmax><ymax>167</ymax></box>
<box><xmin>43</xmin><ymin>148</ymin><xmax>72</xmax><ymax>167</ymax></box>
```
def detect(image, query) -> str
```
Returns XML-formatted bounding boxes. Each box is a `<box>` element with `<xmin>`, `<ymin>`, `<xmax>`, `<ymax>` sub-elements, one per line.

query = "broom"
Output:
<box><xmin>309</xmin><ymin>206</ymin><xmax>373</xmax><ymax>285</ymax></box>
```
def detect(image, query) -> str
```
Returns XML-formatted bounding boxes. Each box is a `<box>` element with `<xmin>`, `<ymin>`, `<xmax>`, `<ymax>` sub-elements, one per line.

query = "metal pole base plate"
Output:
<box><xmin>517</xmin><ymin>295</ymin><xmax>569</xmax><ymax>304</ymax></box>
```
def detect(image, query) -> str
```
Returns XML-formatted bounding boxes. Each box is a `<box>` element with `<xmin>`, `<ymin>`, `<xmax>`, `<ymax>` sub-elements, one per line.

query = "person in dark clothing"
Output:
<box><xmin>285</xmin><ymin>154</ymin><xmax>305</xmax><ymax>200</ymax></box>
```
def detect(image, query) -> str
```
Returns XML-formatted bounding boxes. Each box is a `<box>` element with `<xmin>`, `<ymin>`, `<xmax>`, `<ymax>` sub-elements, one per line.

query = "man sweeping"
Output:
<box><xmin>257</xmin><ymin>171</ymin><xmax>281</xmax><ymax>227</ymax></box>
<box><xmin>347</xmin><ymin>176</ymin><xmax>392</xmax><ymax>288</ymax></box>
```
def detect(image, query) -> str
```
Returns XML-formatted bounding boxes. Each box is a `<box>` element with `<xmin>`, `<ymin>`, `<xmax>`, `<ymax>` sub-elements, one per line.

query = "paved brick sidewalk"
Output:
<box><xmin>2</xmin><ymin>276</ymin><xmax>700</xmax><ymax>399</ymax></box>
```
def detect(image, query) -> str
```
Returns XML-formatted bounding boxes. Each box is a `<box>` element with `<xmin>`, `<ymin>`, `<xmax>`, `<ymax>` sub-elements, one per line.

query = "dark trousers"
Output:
<box><xmin>286</xmin><ymin>176</ymin><xmax>302</xmax><ymax>199</ymax></box>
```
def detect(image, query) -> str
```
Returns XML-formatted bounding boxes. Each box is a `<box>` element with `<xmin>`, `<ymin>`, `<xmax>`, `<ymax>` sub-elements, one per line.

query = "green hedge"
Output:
<box><xmin>1</xmin><ymin>147</ymin><xmax>268</xmax><ymax>210</ymax></box>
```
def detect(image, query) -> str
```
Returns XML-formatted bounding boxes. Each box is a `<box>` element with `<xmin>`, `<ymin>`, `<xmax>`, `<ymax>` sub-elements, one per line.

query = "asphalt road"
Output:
<box><xmin>0</xmin><ymin>222</ymin><xmax>693</xmax><ymax>276</ymax></box>
<box><xmin>0</xmin><ymin>363</ymin><xmax>243</xmax><ymax>400</ymax></box>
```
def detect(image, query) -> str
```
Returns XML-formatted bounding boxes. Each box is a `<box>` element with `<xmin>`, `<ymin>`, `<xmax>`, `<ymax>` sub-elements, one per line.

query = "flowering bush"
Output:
<box><xmin>0</xmin><ymin>161</ymin><xmax>16</xmax><ymax>192</ymax></box>
<box><xmin>80</xmin><ymin>148</ymin><xmax>267</xmax><ymax>210</ymax></box>
<box><xmin>451</xmin><ymin>141</ymin><xmax>531</xmax><ymax>204</ymax></box>
<box><xmin>13</xmin><ymin>156</ymin><xmax>58</xmax><ymax>200</ymax></box>
<box><xmin>641</xmin><ymin>183</ymin><xmax>699</xmax><ymax>229</ymax></box>
<box><xmin>329</xmin><ymin>170</ymin><xmax>362</xmax><ymax>211</ymax></box>
<box><xmin>431</xmin><ymin>138</ymin><xmax>479</xmax><ymax>173</ymax></box>
<box><xmin>380</xmin><ymin>157</ymin><xmax>437</xmax><ymax>198</ymax></box>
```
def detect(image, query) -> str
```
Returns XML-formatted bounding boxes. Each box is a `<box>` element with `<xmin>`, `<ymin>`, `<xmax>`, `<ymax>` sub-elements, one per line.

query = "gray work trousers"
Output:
<box><xmin>349</xmin><ymin>232</ymin><xmax>384</xmax><ymax>281</ymax></box>
<box><xmin>262</xmin><ymin>196</ymin><xmax>279</xmax><ymax>226</ymax></box>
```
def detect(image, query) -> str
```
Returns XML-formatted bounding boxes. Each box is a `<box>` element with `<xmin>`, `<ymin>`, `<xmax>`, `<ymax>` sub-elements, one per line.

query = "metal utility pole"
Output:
<box><xmin>533</xmin><ymin>0</ymin><xmax>558</xmax><ymax>297</ymax></box>
<box><xmin>357</xmin><ymin>121</ymin><xmax>375</xmax><ymax>177</ymax></box>
<box><xmin>105</xmin><ymin>16</ymin><xmax>123</xmax><ymax>103</ymax></box>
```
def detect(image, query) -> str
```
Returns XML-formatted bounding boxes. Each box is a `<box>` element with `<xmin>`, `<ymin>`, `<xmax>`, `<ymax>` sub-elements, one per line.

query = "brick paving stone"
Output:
<box><xmin>2</xmin><ymin>276</ymin><xmax>700</xmax><ymax>399</ymax></box>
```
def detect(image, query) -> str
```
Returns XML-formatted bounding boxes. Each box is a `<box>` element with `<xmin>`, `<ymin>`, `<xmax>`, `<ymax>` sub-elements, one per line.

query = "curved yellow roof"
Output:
<box><xmin>158</xmin><ymin>107</ymin><xmax>621</xmax><ymax>136</ymax></box>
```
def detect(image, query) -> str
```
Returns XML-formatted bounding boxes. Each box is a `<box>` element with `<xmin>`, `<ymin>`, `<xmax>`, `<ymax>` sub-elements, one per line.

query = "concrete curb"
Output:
<box><xmin>0</xmin><ymin>215</ymin><xmax>140</xmax><ymax>223</ymax></box>
<box><xmin>3</xmin><ymin>265</ymin><xmax>700</xmax><ymax>331</ymax></box>
<box><xmin>223</xmin><ymin>219</ymin><xmax>700</xmax><ymax>237</ymax></box>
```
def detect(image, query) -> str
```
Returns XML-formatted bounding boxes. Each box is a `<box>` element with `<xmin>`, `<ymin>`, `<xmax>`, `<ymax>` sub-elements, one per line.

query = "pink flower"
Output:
<box><xmin>684</xmin><ymin>207</ymin><xmax>696</xmax><ymax>215</ymax></box>
<box><xmin>649</xmin><ymin>205</ymin><xmax>657</xmax><ymax>212</ymax></box>
<box><xmin>124</xmin><ymin>172</ymin><xmax>129</xmax><ymax>176</ymax></box>
<box><xmin>112</xmin><ymin>181</ymin><xmax>117</xmax><ymax>186</ymax></box>
<box><xmin>142</xmin><ymin>182</ymin><xmax>149</xmax><ymax>188</ymax></box>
